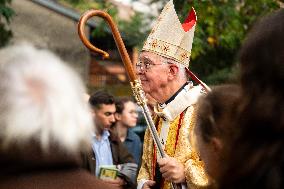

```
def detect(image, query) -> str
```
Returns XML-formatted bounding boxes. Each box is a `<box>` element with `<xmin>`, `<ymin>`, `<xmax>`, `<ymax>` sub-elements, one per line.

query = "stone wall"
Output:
<box><xmin>9</xmin><ymin>0</ymin><xmax>90</xmax><ymax>81</ymax></box>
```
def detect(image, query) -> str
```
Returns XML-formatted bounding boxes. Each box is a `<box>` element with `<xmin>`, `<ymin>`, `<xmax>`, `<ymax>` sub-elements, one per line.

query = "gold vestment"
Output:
<box><xmin>137</xmin><ymin>85</ymin><xmax>209</xmax><ymax>189</ymax></box>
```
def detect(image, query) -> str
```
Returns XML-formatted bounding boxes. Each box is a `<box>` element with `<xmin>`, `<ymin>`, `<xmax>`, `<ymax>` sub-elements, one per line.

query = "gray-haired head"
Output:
<box><xmin>0</xmin><ymin>42</ymin><xmax>93</xmax><ymax>155</ymax></box>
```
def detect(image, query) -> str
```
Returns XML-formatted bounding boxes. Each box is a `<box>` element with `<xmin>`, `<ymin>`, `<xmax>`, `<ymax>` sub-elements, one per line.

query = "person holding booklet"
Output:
<box><xmin>82</xmin><ymin>91</ymin><xmax>138</xmax><ymax>189</ymax></box>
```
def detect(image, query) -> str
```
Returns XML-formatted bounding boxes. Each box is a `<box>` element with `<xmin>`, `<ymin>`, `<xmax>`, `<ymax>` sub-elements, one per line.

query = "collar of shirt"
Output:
<box><xmin>92</xmin><ymin>130</ymin><xmax>110</xmax><ymax>141</ymax></box>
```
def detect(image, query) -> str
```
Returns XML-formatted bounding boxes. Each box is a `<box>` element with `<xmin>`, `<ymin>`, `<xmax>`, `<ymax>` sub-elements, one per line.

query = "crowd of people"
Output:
<box><xmin>0</xmin><ymin>0</ymin><xmax>283</xmax><ymax>189</ymax></box>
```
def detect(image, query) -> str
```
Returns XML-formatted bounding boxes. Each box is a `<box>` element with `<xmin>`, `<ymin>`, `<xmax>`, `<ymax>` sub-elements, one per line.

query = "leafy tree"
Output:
<box><xmin>0</xmin><ymin>0</ymin><xmax>15</xmax><ymax>47</ymax></box>
<box><xmin>149</xmin><ymin>0</ymin><xmax>280</xmax><ymax>84</ymax></box>
<box><xmin>59</xmin><ymin>0</ymin><xmax>149</xmax><ymax>45</ymax></box>
<box><xmin>61</xmin><ymin>0</ymin><xmax>281</xmax><ymax>84</ymax></box>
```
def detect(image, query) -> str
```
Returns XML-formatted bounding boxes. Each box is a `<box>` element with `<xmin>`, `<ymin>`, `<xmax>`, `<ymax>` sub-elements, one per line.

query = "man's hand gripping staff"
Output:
<box><xmin>78</xmin><ymin>10</ymin><xmax>183</xmax><ymax>189</ymax></box>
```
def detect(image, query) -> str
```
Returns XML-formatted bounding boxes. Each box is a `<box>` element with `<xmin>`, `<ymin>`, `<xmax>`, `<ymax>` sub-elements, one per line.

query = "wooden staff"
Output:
<box><xmin>78</xmin><ymin>10</ymin><xmax>183</xmax><ymax>189</ymax></box>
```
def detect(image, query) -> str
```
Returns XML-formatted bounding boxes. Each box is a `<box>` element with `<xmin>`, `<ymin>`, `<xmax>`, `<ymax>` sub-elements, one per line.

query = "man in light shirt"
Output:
<box><xmin>82</xmin><ymin>91</ymin><xmax>137</xmax><ymax>189</ymax></box>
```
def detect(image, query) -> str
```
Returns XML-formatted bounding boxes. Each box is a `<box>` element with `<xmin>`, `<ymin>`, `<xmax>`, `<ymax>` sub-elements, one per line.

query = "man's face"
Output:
<box><xmin>92</xmin><ymin>104</ymin><xmax>116</xmax><ymax>133</ymax></box>
<box><xmin>119</xmin><ymin>101</ymin><xmax>138</xmax><ymax>128</ymax></box>
<box><xmin>136</xmin><ymin>51</ymin><xmax>170</xmax><ymax>95</ymax></box>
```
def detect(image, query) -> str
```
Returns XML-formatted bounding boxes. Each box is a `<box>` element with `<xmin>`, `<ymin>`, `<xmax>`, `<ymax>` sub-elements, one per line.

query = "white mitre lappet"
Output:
<box><xmin>142</xmin><ymin>0</ymin><xmax>210</xmax><ymax>92</ymax></box>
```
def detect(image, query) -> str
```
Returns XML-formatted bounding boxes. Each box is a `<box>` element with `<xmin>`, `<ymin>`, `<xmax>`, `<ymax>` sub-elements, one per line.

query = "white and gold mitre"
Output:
<box><xmin>142</xmin><ymin>0</ymin><xmax>197</xmax><ymax>67</ymax></box>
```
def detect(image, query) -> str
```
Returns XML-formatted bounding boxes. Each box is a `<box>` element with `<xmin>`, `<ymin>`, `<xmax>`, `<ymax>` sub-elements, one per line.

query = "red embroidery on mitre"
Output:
<box><xmin>182</xmin><ymin>7</ymin><xmax>197</xmax><ymax>32</ymax></box>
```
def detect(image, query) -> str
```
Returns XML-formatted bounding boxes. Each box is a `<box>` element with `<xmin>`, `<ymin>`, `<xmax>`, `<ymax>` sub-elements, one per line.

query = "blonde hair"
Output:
<box><xmin>0</xmin><ymin>42</ymin><xmax>93</xmax><ymax>154</ymax></box>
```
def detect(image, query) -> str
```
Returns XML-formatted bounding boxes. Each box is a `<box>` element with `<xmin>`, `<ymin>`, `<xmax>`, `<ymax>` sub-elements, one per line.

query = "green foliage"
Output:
<box><xmin>59</xmin><ymin>0</ymin><xmax>98</xmax><ymax>10</ymax></box>
<box><xmin>89</xmin><ymin>1</ymin><xmax>120</xmax><ymax>38</ymax></box>
<box><xmin>62</xmin><ymin>0</ymin><xmax>280</xmax><ymax>84</ymax></box>
<box><xmin>150</xmin><ymin>0</ymin><xmax>280</xmax><ymax>84</ymax></box>
<box><xmin>60</xmin><ymin>0</ymin><xmax>149</xmax><ymax>43</ymax></box>
<box><xmin>59</xmin><ymin>0</ymin><xmax>117</xmax><ymax>37</ymax></box>
<box><xmin>118</xmin><ymin>12</ymin><xmax>149</xmax><ymax>47</ymax></box>
<box><xmin>0</xmin><ymin>0</ymin><xmax>15</xmax><ymax>47</ymax></box>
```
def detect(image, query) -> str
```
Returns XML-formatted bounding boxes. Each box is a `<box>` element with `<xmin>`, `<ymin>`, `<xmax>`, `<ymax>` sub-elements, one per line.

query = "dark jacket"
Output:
<box><xmin>123</xmin><ymin>129</ymin><xmax>142</xmax><ymax>166</ymax></box>
<box><xmin>82</xmin><ymin>130</ymin><xmax>135</xmax><ymax>173</ymax></box>
<box><xmin>0</xmin><ymin>142</ymin><xmax>117</xmax><ymax>189</ymax></box>
<box><xmin>82</xmin><ymin>130</ymin><xmax>137</xmax><ymax>188</ymax></box>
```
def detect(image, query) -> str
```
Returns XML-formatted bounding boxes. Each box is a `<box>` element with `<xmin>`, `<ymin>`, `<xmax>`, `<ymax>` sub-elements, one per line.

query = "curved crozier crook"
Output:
<box><xmin>78</xmin><ymin>10</ymin><xmax>109</xmax><ymax>59</ymax></box>
<box><xmin>77</xmin><ymin>10</ymin><xmax>137</xmax><ymax>82</ymax></box>
<box><xmin>78</xmin><ymin>10</ymin><xmax>183</xmax><ymax>189</ymax></box>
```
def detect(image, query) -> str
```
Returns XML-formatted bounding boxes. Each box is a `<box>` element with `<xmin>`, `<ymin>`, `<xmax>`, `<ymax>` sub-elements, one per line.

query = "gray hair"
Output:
<box><xmin>161</xmin><ymin>56</ymin><xmax>188</xmax><ymax>80</ymax></box>
<box><xmin>0</xmin><ymin>42</ymin><xmax>93</xmax><ymax>154</ymax></box>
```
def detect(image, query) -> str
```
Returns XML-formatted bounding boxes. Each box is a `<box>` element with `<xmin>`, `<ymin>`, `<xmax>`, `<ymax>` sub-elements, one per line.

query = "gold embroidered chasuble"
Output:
<box><xmin>137</xmin><ymin>84</ymin><xmax>209</xmax><ymax>189</ymax></box>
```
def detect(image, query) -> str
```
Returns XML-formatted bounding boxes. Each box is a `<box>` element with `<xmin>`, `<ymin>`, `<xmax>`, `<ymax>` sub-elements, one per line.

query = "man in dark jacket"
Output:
<box><xmin>113</xmin><ymin>97</ymin><xmax>142</xmax><ymax>166</ymax></box>
<box><xmin>83</xmin><ymin>91</ymin><xmax>137</xmax><ymax>189</ymax></box>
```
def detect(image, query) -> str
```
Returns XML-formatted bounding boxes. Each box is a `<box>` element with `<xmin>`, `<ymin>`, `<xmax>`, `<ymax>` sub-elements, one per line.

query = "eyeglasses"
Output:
<box><xmin>135</xmin><ymin>61</ymin><xmax>164</xmax><ymax>72</ymax></box>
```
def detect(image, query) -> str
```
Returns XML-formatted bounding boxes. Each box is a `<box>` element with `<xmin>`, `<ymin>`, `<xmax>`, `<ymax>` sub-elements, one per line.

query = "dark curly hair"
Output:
<box><xmin>89</xmin><ymin>91</ymin><xmax>115</xmax><ymax>109</ymax></box>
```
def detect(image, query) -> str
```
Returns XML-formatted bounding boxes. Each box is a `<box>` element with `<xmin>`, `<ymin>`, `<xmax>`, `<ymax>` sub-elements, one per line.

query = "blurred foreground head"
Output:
<box><xmin>238</xmin><ymin>9</ymin><xmax>284</xmax><ymax>136</ymax></box>
<box><xmin>240</xmin><ymin>9</ymin><xmax>284</xmax><ymax>97</ymax></box>
<box><xmin>195</xmin><ymin>85</ymin><xmax>240</xmax><ymax>184</ymax></box>
<box><xmin>219</xmin><ymin>10</ymin><xmax>284</xmax><ymax>189</ymax></box>
<box><xmin>0</xmin><ymin>43</ymin><xmax>93</xmax><ymax>156</ymax></box>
